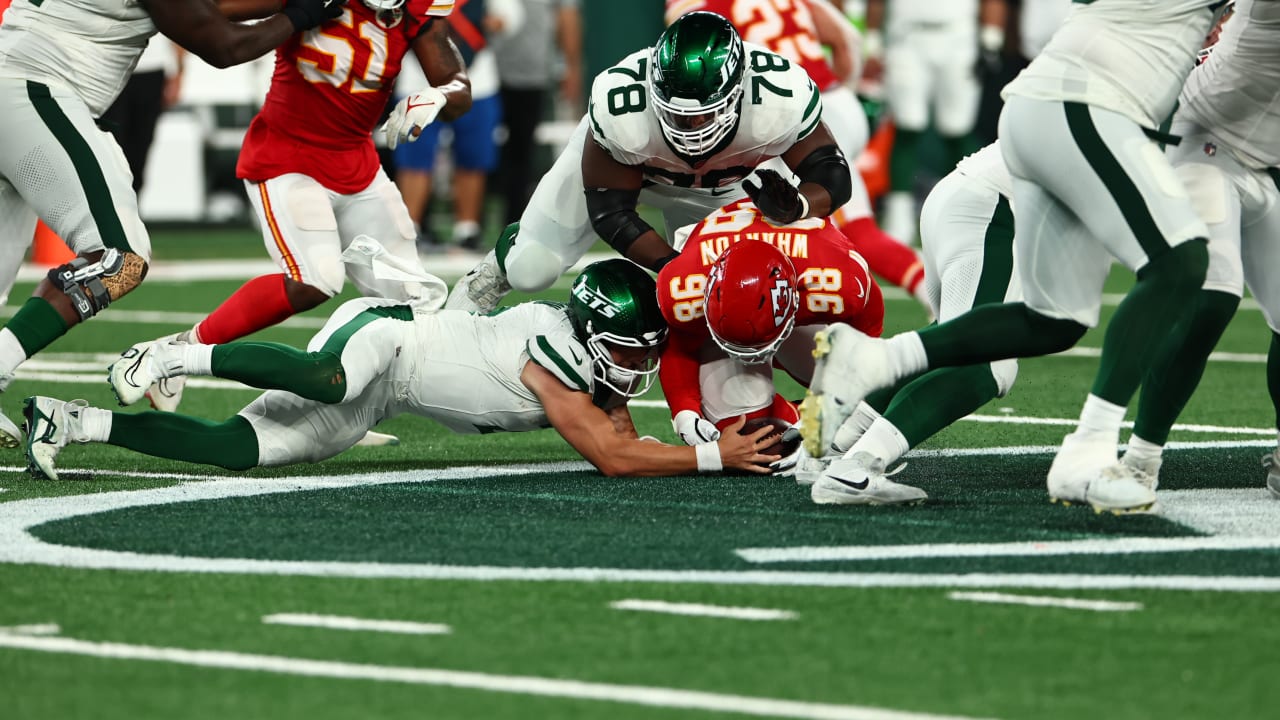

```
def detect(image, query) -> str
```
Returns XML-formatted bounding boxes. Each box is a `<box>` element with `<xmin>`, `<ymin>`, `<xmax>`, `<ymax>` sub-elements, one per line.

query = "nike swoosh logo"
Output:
<box><xmin>569</xmin><ymin>346</ymin><xmax>583</xmax><ymax>365</ymax></box>
<box><xmin>123</xmin><ymin>350</ymin><xmax>148</xmax><ymax>389</ymax></box>
<box><xmin>708</xmin><ymin>187</ymin><xmax>732</xmax><ymax>196</ymax></box>
<box><xmin>405</xmin><ymin>99</ymin><xmax>437</xmax><ymax>112</ymax></box>
<box><xmin>829</xmin><ymin>474</ymin><xmax>869</xmax><ymax>491</ymax></box>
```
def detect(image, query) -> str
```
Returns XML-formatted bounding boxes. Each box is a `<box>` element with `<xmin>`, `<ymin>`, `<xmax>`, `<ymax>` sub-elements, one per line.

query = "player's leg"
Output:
<box><xmin>447</xmin><ymin>93</ymin><xmax>501</xmax><ymax>250</ymax></box>
<box><xmin>1237</xmin><ymin>175</ymin><xmax>1280</xmax><ymax>496</ymax></box>
<box><xmin>393</xmin><ymin>119</ymin><xmax>443</xmax><ymax>246</ymax></box>
<box><xmin>498</xmin><ymin>86</ymin><xmax>546</xmax><ymax>225</ymax></box>
<box><xmin>882</xmin><ymin>28</ymin><xmax>931</xmax><ymax>244</ymax></box>
<box><xmin>446</xmin><ymin>117</ymin><xmax>598</xmax><ymax>313</ymax></box>
<box><xmin>932</xmin><ymin>23</ymin><xmax>981</xmax><ymax>170</ymax></box>
<box><xmin>334</xmin><ymin>168</ymin><xmax>443</xmax><ymax>306</ymax></box>
<box><xmin>1123</xmin><ymin>128</ymin><xmax>1251</xmax><ymax>485</ymax></box>
<box><xmin>0</xmin><ymin>80</ymin><xmax>151</xmax><ymax>402</ymax></box>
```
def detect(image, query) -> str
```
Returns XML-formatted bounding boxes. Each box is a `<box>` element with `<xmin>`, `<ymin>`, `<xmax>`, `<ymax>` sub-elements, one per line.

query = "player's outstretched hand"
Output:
<box><xmin>742</xmin><ymin>169</ymin><xmax>808</xmax><ymax>225</ymax></box>
<box><xmin>716</xmin><ymin>416</ymin><xmax>781</xmax><ymax>475</ymax></box>
<box><xmin>383</xmin><ymin>87</ymin><xmax>448</xmax><ymax>150</ymax></box>
<box><xmin>282</xmin><ymin>0</ymin><xmax>345</xmax><ymax>32</ymax></box>
<box><xmin>673</xmin><ymin>409</ymin><xmax>721</xmax><ymax>446</ymax></box>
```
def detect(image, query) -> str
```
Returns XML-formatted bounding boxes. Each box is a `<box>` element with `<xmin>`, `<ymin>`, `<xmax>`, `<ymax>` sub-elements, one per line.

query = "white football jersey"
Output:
<box><xmin>1003</xmin><ymin>0</ymin><xmax>1227</xmax><ymax>128</ymax></box>
<box><xmin>0</xmin><ymin>0</ymin><xmax>155</xmax><ymax>116</ymax></box>
<box><xmin>1179</xmin><ymin>0</ymin><xmax>1280</xmax><ymax>168</ymax></box>
<box><xmin>588</xmin><ymin>42</ymin><xmax>821</xmax><ymax>190</ymax></box>
<box><xmin>400</xmin><ymin>302</ymin><xmax>601</xmax><ymax>434</ymax></box>
<box><xmin>955</xmin><ymin>141</ymin><xmax>1013</xmax><ymax>200</ymax></box>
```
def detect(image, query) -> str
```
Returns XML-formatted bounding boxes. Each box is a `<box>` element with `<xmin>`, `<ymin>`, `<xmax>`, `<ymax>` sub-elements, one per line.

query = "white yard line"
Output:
<box><xmin>0</xmin><ymin>633</ymin><xmax>986</xmax><ymax>720</ymax></box>
<box><xmin>947</xmin><ymin>592</ymin><xmax>1142</xmax><ymax>613</ymax></box>
<box><xmin>262</xmin><ymin>613</ymin><xmax>451</xmax><ymax>635</ymax></box>
<box><xmin>0</xmin><ymin>624</ymin><xmax>60</xmax><ymax>635</ymax></box>
<box><xmin>3</xmin><ymin>470</ymin><xmax>1280</xmax><ymax>592</ymax></box>
<box><xmin>0</xmin><ymin>305</ymin><xmax>327</xmax><ymax>329</ymax></box>
<box><xmin>609</xmin><ymin>599</ymin><xmax>796</xmax><ymax>621</ymax></box>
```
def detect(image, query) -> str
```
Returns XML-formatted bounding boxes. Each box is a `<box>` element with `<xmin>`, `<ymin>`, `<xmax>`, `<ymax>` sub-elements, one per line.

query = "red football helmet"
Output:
<box><xmin>703</xmin><ymin>240</ymin><xmax>799</xmax><ymax>364</ymax></box>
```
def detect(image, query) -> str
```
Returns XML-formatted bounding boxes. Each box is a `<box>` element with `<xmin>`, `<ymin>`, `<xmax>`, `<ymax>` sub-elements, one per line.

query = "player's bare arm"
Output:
<box><xmin>412</xmin><ymin>19</ymin><xmax>473</xmax><ymax>122</ymax></box>
<box><xmin>215</xmin><ymin>0</ymin><xmax>281</xmax><ymax>21</ymax></box>
<box><xmin>521</xmin><ymin>361</ymin><xmax>777</xmax><ymax>477</ymax></box>
<box><xmin>581</xmin><ymin>130</ymin><xmax>678</xmax><ymax>271</ymax></box>
<box><xmin>605</xmin><ymin>404</ymin><xmax>641</xmax><ymax>440</ymax></box>
<box><xmin>808</xmin><ymin>0</ymin><xmax>861</xmax><ymax>83</ymax></box>
<box><xmin>142</xmin><ymin>0</ymin><xmax>339</xmax><ymax>68</ymax></box>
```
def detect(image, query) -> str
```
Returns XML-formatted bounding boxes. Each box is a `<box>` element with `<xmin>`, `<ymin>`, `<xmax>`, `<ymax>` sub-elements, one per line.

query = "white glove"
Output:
<box><xmin>673</xmin><ymin>410</ymin><xmax>721</xmax><ymax>446</ymax></box>
<box><xmin>383</xmin><ymin>87</ymin><xmax>447</xmax><ymax>151</ymax></box>
<box><xmin>769</xmin><ymin>426</ymin><xmax>804</xmax><ymax>475</ymax></box>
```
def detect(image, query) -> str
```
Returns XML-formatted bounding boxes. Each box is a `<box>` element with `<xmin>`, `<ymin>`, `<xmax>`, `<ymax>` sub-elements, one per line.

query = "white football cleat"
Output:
<box><xmin>0</xmin><ymin>409</ymin><xmax>21</xmax><ymax>448</ymax></box>
<box><xmin>1088</xmin><ymin>462</ymin><xmax>1158</xmax><ymax>514</ymax></box>
<box><xmin>1046</xmin><ymin>431</ymin><xmax>1117</xmax><ymax>506</ymax></box>
<box><xmin>147</xmin><ymin>375</ymin><xmax>187</xmax><ymax>413</ymax></box>
<box><xmin>1263</xmin><ymin>450</ymin><xmax>1280</xmax><ymax>499</ymax></box>
<box><xmin>811</xmin><ymin>451</ymin><xmax>927</xmax><ymax>506</ymax></box>
<box><xmin>799</xmin><ymin>324</ymin><xmax>895</xmax><ymax>458</ymax></box>
<box><xmin>23</xmin><ymin>396</ymin><xmax>90</xmax><ymax>481</ymax></box>
<box><xmin>1117</xmin><ymin>453</ymin><xmax>1161</xmax><ymax>492</ymax></box>
<box><xmin>355</xmin><ymin>430</ymin><xmax>401</xmax><ymax>447</ymax></box>
<box><xmin>791</xmin><ymin>449</ymin><xmax>829</xmax><ymax>487</ymax></box>
<box><xmin>445</xmin><ymin>250</ymin><xmax>511</xmax><ymax>314</ymax></box>
<box><xmin>109</xmin><ymin>340</ymin><xmax>159</xmax><ymax>406</ymax></box>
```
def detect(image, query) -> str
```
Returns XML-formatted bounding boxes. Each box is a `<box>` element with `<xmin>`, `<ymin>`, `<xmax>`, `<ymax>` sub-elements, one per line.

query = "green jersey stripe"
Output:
<box><xmin>319</xmin><ymin>305</ymin><xmax>413</xmax><ymax>357</ymax></box>
<box><xmin>531</xmin><ymin>335</ymin><xmax>589</xmax><ymax>392</ymax></box>
<box><xmin>973</xmin><ymin>196</ymin><xmax>1015</xmax><ymax>306</ymax></box>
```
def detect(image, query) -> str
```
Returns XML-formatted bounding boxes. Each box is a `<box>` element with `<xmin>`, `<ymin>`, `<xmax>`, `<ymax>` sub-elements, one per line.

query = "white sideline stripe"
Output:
<box><xmin>0</xmin><ymin>304</ymin><xmax>328</xmax><ymax>329</ymax></box>
<box><xmin>262</xmin><ymin>613</ymin><xmax>450</xmax><ymax>635</ymax></box>
<box><xmin>0</xmin><ymin>624</ymin><xmax>60</xmax><ymax>635</ymax></box>
<box><xmin>4</xmin><ymin>470</ymin><xmax>1280</xmax><ymax>591</ymax></box>
<box><xmin>609</xmin><ymin>600</ymin><xmax>796</xmax><ymax>621</ymax></box>
<box><xmin>947</xmin><ymin>592</ymin><xmax>1142</xmax><ymax>613</ymax></box>
<box><xmin>0</xmin><ymin>634</ymin><xmax>985</xmax><ymax>720</ymax></box>
<box><xmin>735</xmin><ymin>534</ymin><xmax>1280</xmax><ymax>564</ymax></box>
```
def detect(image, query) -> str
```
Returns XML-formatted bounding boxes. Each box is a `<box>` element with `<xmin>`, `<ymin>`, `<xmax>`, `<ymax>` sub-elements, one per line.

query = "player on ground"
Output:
<box><xmin>663</xmin><ymin>0</ymin><xmax>932</xmax><ymax>314</ymax></box>
<box><xmin>0</xmin><ymin>0</ymin><xmax>344</xmax><ymax>446</ymax></box>
<box><xmin>136</xmin><ymin>0</ymin><xmax>472</xmax><ymax>418</ymax></box>
<box><xmin>446</xmin><ymin>10</ymin><xmax>853</xmax><ymax>314</ymax></box>
<box><xmin>810</xmin><ymin>142</ymin><xmax>1020</xmax><ymax>504</ymax></box>
<box><xmin>801</xmin><ymin>0</ymin><xmax>1229</xmax><ymax>514</ymax></box>
<box><xmin>26</xmin><ymin>259</ymin><xmax>779</xmax><ymax>479</ymax></box>
<box><xmin>656</xmin><ymin>199</ymin><xmax>926</xmax><ymax>504</ymax></box>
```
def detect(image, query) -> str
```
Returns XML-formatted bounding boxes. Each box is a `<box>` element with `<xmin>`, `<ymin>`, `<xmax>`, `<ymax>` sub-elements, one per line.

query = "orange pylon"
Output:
<box><xmin>32</xmin><ymin>221</ymin><xmax>76</xmax><ymax>267</ymax></box>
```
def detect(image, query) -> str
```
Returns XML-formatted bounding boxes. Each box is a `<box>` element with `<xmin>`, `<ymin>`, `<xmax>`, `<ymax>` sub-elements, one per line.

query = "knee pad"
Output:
<box><xmin>990</xmin><ymin>358</ymin><xmax>1019</xmax><ymax>398</ymax></box>
<box><xmin>306</xmin><ymin>255</ymin><xmax>346</xmax><ymax>298</ymax></box>
<box><xmin>504</xmin><ymin>238</ymin><xmax>565</xmax><ymax>293</ymax></box>
<box><xmin>48</xmin><ymin>249</ymin><xmax>147</xmax><ymax>321</ymax></box>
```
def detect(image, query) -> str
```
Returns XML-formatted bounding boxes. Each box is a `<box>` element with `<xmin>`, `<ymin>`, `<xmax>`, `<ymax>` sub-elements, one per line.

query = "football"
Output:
<box><xmin>739</xmin><ymin>416</ymin><xmax>801</xmax><ymax>459</ymax></box>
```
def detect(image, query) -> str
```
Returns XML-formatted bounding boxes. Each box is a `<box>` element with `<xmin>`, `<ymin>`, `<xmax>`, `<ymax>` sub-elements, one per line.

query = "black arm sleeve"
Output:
<box><xmin>793</xmin><ymin>144</ymin><xmax>852</xmax><ymax>212</ymax></box>
<box><xmin>585</xmin><ymin>187</ymin><xmax>656</xmax><ymax>256</ymax></box>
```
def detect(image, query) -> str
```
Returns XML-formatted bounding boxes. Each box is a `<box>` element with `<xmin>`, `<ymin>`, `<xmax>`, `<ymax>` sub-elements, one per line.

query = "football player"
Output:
<box><xmin>446</xmin><ymin>10</ymin><xmax>853</xmax><ymax>314</ymax></box>
<box><xmin>655</xmin><ymin>199</ymin><xmax>929</xmax><ymax>504</ymax></box>
<box><xmin>863</xmin><ymin>0</ymin><xmax>1009</xmax><ymax>244</ymax></box>
<box><xmin>25</xmin><ymin>259</ymin><xmax>780</xmax><ymax>479</ymax></box>
<box><xmin>663</xmin><ymin>0</ymin><xmax>933</xmax><ymax>315</ymax></box>
<box><xmin>0</xmin><ymin>0</ymin><xmax>344</xmax><ymax>447</ymax></box>
<box><xmin>802</xmin><ymin>0</ymin><xmax>1230</xmax><ymax>514</ymax></box>
<box><xmin>134</xmin><ymin>0</ymin><xmax>472</xmax><ymax>419</ymax></box>
<box><xmin>809</xmin><ymin>142</ymin><xmax>1020</xmax><ymax>504</ymax></box>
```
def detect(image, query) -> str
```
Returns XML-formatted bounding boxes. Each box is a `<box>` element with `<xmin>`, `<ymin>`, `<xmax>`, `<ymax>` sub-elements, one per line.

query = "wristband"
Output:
<box><xmin>980</xmin><ymin>25</ymin><xmax>1005</xmax><ymax>53</ymax></box>
<box><xmin>863</xmin><ymin>29</ymin><xmax>884</xmax><ymax>59</ymax></box>
<box><xmin>695</xmin><ymin>442</ymin><xmax>723</xmax><ymax>473</ymax></box>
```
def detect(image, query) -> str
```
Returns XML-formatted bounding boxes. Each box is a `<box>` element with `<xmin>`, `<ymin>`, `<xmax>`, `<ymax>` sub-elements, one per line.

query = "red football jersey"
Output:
<box><xmin>665</xmin><ymin>0</ymin><xmax>840</xmax><ymax>92</ymax></box>
<box><xmin>237</xmin><ymin>0</ymin><xmax>454</xmax><ymax>194</ymax></box>
<box><xmin>657</xmin><ymin>199</ymin><xmax>884</xmax><ymax>417</ymax></box>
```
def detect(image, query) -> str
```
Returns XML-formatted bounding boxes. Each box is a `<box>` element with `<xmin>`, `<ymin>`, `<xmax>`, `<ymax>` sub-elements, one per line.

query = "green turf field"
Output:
<box><xmin>1</xmin><ymin>228</ymin><xmax>1278</xmax><ymax>720</ymax></box>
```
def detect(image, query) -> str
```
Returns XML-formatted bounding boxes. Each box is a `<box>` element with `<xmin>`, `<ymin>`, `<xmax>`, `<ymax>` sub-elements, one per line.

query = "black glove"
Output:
<box><xmin>742</xmin><ymin>169</ymin><xmax>807</xmax><ymax>225</ymax></box>
<box><xmin>283</xmin><ymin>0</ymin><xmax>346</xmax><ymax>32</ymax></box>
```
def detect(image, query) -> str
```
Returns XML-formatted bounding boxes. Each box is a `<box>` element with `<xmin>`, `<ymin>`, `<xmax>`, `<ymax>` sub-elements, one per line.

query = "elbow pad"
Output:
<box><xmin>585</xmin><ymin>187</ymin><xmax>655</xmax><ymax>255</ymax></box>
<box><xmin>794</xmin><ymin>144</ymin><xmax>852</xmax><ymax>212</ymax></box>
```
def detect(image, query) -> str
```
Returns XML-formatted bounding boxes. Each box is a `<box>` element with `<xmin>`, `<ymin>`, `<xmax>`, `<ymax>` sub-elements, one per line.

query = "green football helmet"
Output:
<box><xmin>650</xmin><ymin>11</ymin><xmax>746</xmax><ymax>157</ymax></box>
<box><xmin>568</xmin><ymin>259</ymin><xmax>668</xmax><ymax>398</ymax></box>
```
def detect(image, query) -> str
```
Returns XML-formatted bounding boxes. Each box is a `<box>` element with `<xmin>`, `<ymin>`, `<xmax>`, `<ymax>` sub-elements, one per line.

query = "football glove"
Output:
<box><xmin>282</xmin><ymin>0</ymin><xmax>346</xmax><ymax>32</ymax></box>
<box><xmin>383</xmin><ymin>87</ymin><xmax>448</xmax><ymax>150</ymax></box>
<box><xmin>673</xmin><ymin>410</ymin><xmax>721</xmax><ymax>446</ymax></box>
<box><xmin>769</xmin><ymin>426</ymin><xmax>804</xmax><ymax>475</ymax></box>
<box><xmin>742</xmin><ymin>169</ymin><xmax>809</xmax><ymax>225</ymax></box>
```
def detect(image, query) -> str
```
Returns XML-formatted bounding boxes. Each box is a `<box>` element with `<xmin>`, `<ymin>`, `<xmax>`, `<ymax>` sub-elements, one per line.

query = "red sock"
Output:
<box><xmin>197</xmin><ymin>274</ymin><xmax>298</xmax><ymax>344</ymax></box>
<box><xmin>840</xmin><ymin>217</ymin><xmax>926</xmax><ymax>293</ymax></box>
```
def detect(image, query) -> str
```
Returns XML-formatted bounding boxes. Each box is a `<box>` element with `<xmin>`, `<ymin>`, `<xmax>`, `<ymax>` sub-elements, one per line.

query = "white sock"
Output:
<box><xmin>180</xmin><ymin>343</ymin><xmax>215</xmax><ymax>376</ymax></box>
<box><xmin>78</xmin><ymin>406</ymin><xmax>113</xmax><ymax>443</ymax></box>
<box><xmin>0</xmin><ymin>328</ymin><xmax>28</xmax><ymax>379</ymax></box>
<box><xmin>1077</xmin><ymin>394</ymin><xmax>1127</xmax><ymax>441</ymax></box>
<box><xmin>453</xmin><ymin>219</ymin><xmax>480</xmax><ymax>239</ymax></box>
<box><xmin>1123</xmin><ymin>434</ymin><xmax>1164</xmax><ymax>464</ymax></box>
<box><xmin>847</xmin><ymin>416</ymin><xmax>910</xmax><ymax>465</ymax></box>
<box><xmin>182</xmin><ymin>323</ymin><xmax>202</xmax><ymax>344</ymax></box>
<box><xmin>886</xmin><ymin>331</ymin><xmax>928</xmax><ymax>377</ymax></box>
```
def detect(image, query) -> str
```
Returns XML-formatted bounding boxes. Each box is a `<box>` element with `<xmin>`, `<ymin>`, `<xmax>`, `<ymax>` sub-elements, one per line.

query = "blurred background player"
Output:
<box><xmin>493</xmin><ymin>0</ymin><xmax>582</xmax><ymax>226</ymax></box>
<box><xmin>0</xmin><ymin>0</ymin><xmax>344</xmax><ymax>445</ymax></box>
<box><xmin>138</xmin><ymin>0</ymin><xmax>472</xmax><ymax>417</ymax></box>
<box><xmin>101</xmin><ymin>38</ymin><xmax>185</xmax><ymax>195</ymax></box>
<box><xmin>27</xmin><ymin>259</ymin><xmax>780</xmax><ymax>480</ymax></box>
<box><xmin>664</xmin><ymin>0</ymin><xmax>933</xmax><ymax>315</ymax></box>
<box><xmin>394</xmin><ymin>0</ymin><xmax>523</xmax><ymax>252</ymax></box>
<box><xmin>863</xmin><ymin>0</ymin><xmax>1008</xmax><ymax>245</ymax></box>
<box><xmin>448</xmin><ymin>11</ymin><xmax>851</xmax><ymax>314</ymax></box>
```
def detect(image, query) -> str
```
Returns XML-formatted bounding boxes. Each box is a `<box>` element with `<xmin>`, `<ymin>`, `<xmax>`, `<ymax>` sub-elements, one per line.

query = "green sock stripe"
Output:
<box><xmin>1063</xmin><ymin>101</ymin><xmax>1167</xmax><ymax>259</ymax></box>
<box><xmin>108</xmin><ymin>412</ymin><xmax>259</xmax><ymax>471</ymax></box>
<box><xmin>973</xmin><ymin>195</ymin><xmax>1015</xmax><ymax>307</ymax></box>
<box><xmin>883</xmin><ymin>364</ymin><xmax>1000</xmax><ymax>448</ymax></box>
<box><xmin>26</xmin><ymin>81</ymin><xmax>132</xmax><ymax>254</ymax></box>
<box><xmin>318</xmin><ymin>305</ymin><xmax>412</xmax><ymax>358</ymax></box>
<box><xmin>5</xmin><ymin>296</ymin><xmax>70</xmax><ymax>356</ymax></box>
<box><xmin>213</xmin><ymin>342</ymin><xmax>347</xmax><ymax>404</ymax></box>
<box><xmin>495</xmin><ymin>223</ymin><xmax>519</xmax><ymax>275</ymax></box>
